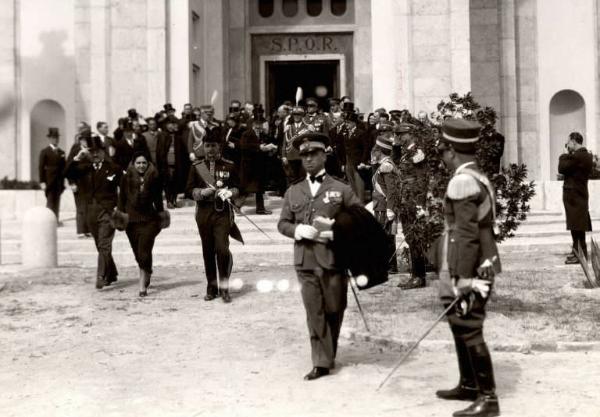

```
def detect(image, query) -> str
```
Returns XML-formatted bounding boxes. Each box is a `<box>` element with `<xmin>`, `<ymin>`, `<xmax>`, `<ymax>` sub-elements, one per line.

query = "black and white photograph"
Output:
<box><xmin>1</xmin><ymin>1</ymin><xmax>599</xmax><ymax>416</ymax></box>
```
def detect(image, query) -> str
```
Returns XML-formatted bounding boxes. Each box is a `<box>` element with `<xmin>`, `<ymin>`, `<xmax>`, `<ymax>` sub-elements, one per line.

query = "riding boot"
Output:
<box><xmin>453</xmin><ymin>343</ymin><xmax>500</xmax><ymax>417</ymax></box>
<box><xmin>437</xmin><ymin>337</ymin><xmax>478</xmax><ymax>401</ymax></box>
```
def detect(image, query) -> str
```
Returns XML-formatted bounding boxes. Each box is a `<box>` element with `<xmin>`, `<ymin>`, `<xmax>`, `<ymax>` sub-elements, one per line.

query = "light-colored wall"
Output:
<box><xmin>18</xmin><ymin>0</ymin><xmax>77</xmax><ymax>180</ymax></box>
<box><xmin>537</xmin><ymin>0</ymin><xmax>597</xmax><ymax>180</ymax></box>
<box><xmin>0</xmin><ymin>1</ymin><xmax>18</xmax><ymax>180</ymax></box>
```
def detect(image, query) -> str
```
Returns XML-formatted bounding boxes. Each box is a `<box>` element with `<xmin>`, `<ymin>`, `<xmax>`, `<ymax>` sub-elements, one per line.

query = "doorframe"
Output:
<box><xmin>259</xmin><ymin>54</ymin><xmax>346</xmax><ymax>109</ymax></box>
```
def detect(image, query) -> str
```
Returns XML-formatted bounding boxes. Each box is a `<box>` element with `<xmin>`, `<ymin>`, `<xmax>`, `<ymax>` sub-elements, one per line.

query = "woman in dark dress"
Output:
<box><xmin>118</xmin><ymin>152</ymin><xmax>168</xmax><ymax>296</ymax></box>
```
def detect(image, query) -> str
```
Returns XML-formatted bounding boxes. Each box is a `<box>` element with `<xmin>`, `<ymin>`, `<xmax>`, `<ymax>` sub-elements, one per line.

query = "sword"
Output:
<box><xmin>208</xmin><ymin>184</ymin><xmax>275</xmax><ymax>241</ymax></box>
<box><xmin>349</xmin><ymin>276</ymin><xmax>370</xmax><ymax>332</ymax></box>
<box><xmin>376</xmin><ymin>296</ymin><xmax>460</xmax><ymax>391</ymax></box>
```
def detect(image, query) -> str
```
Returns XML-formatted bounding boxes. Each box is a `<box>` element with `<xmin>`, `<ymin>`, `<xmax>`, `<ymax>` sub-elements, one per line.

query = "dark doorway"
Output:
<box><xmin>266</xmin><ymin>60</ymin><xmax>339</xmax><ymax>114</ymax></box>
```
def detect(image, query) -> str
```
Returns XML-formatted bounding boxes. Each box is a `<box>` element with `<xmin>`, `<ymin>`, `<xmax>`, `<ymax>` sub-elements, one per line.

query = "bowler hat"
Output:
<box><xmin>46</xmin><ymin>127</ymin><xmax>60</xmax><ymax>138</ymax></box>
<box><xmin>127</xmin><ymin>108</ymin><xmax>138</xmax><ymax>119</ymax></box>
<box><xmin>163</xmin><ymin>103</ymin><xmax>175</xmax><ymax>112</ymax></box>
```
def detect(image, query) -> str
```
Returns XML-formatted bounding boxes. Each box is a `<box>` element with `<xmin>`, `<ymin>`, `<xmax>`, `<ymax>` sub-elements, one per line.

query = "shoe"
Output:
<box><xmin>95</xmin><ymin>277</ymin><xmax>107</xmax><ymax>289</ymax></box>
<box><xmin>400</xmin><ymin>276</ymin><xmax>426</xmax><ymax>290</ymax></box>
<box><xmin>106</xmin><ymin>276</ymin><xmax>118</xmax><ymax>285</ymax></box>
<box><xmin>565</xmin><ymin>256</ymin><xmax>579</xmax><ymax>265</ymax></box>
<box><xmin>304</xmin><ymin>367</ymin><xmax>329</xmax><ymax>381</ymax></box>
<box><xmin>255</xmin><ymin>209</ymin><xmax>272</xmax><ymax>215</ymax></box>
<box><xmin>139</xmin><ymin>290</ymin><xmax>147</xmax><ymax>297</ymax></box>
<box><xmin>204</xmin><ymin>293</ymin><xmax>218</xmax><ymax>301</ymax></box>
<box><xmin>436</xmin><ymin>384</ymin><xmax>479</xmax><ymax>401</ymax></box>
<box><xmin>222</xmin><ymin>292</ymin><xmax>232</xmax><ymax>303</ymax></box>
<box><xmin>85</xmin><ymin>233</ymin><xmax>92</xmax><ymax>238</ymax></box>
<box><xmin>452</xmin><ymin>394</ymin><xmax>500</xmax><ymax>417</ymax></box>
<box><xmin>77</xmin><ymin>234</ymin><xmax>86</xmax><ymax>239</ymax></box>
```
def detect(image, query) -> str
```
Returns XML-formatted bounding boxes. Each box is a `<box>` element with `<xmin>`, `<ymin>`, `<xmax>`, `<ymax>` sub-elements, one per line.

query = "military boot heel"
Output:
<box><xmin>437</xmin><ymin>337</ymin><xmax>478</xmax><ymax>401</ymax></box>
<box><xmin>453</xmin><ymin>343</ymin><xmax>500</xmax><ymax>417</ymax></box>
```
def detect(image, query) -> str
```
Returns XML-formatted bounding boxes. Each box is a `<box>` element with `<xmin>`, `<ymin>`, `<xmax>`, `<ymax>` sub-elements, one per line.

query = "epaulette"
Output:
<box><xmin>330</xmin><ymin>175</ymin><xmax>349</xmax><ymax>185</ymax></box>
<box><xmin>447</xmin><ymin>173</ymin><xmax>480</xmax><ymax>200</ymax></box>
<box><xmin>379</xmin><ymin>161</ymin><xmax>394</xmax><ymax>173</ymax></box>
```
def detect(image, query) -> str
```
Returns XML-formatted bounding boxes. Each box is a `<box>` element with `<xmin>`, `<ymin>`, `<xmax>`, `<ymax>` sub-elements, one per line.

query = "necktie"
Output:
<box><xmin>93</xmin><ymin>163</ymin><xmax>100</xmax><ymax>171</ymax></box>
<box><xmin>309</xmin><ymin>174</ymin><xmax>324</xmax><ymax>183</ymax></box>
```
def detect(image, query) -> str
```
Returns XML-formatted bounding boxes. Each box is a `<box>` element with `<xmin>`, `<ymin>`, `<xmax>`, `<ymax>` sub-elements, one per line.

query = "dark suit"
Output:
<box><xmin>339</xmin><ymin>123</ymin><xmax>368</xmax><ymax>202</ymax></box>
<box><xmin>66</xmin><ymin>143</ymin><xmax>89</xmax><ymax>234</ymax></box>
<box><xmin>39</xmin><ymin>145</ymin><xmax>66</xmax><ymax>219</ymax></box>
<box><xmin>156</xmin><ymin>131</ymin><xmax>191</xmax><ymax>205</ymax></box>
<box><xmin>278</xmin><ymin>174</ymin><xmax>360</xmax><ymax>368</ymax></box>
<box><xmin>185</xmin><ymin>158</ymin><xmax>241</xmax><ymax>296</ymax></box>
<box><xmin>113</xmin><ymin>134</ymin><xmax>151</xmax><ymax>172</ymax></box>
<box><xmin>65</xmin><ymin>158</ymin><xmax>123</xmax><ymax>282</ymax></box>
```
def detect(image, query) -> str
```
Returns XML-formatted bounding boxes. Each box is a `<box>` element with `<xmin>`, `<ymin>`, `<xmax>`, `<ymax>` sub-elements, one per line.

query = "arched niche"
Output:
<box><xmin>549</xmin><ymin>90</ymin><xmax>586</xmax><ymax>178</ymax></box>
<box><xmin>30</xmin><ymin>99</ymin><xmax>66</xmax><ymax>181</ymax></box>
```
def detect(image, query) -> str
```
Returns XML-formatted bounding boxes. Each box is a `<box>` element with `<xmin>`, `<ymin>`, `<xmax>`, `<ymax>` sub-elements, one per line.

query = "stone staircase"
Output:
<box><xmin>0</xmin><ymin>195</ymin><xmax>598</xmax><ymax>267</ymax></box>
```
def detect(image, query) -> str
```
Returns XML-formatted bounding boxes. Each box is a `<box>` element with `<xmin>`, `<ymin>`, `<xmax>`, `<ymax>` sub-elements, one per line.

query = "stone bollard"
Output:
<box><xmin>21</xmin><ymin>207</ymin><xmax>57</xmax><ymax>268</ymax></box>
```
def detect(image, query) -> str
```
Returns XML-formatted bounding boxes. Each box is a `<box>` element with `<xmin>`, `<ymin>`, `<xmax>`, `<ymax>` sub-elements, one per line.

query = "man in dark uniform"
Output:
<box><xmin>282</xmin><ymin>106</ymin><xmax>310</xmax><ymax>185</ymax></box>
<box><xmin>338</xmin><ymin>102</ymin><xmax>369</xmax><ymax>203</ymax></box>
<box><xmin>278</xmin><ymin>132</ymin><xmax>361</xmax><ymax>381</ymax></box>
<box><xmin>156</xmin><ymin>116</ymin><xmax>191</xmax><ymax>208</ymax></box>
<box><xmin>370</xmin><ymin>132</ymin><xmax>400</xmax><ymax>273</ymax></box>
<box><xmin>185</xmin><ymin>135</ymin><xmax>242</xmax><ymax>303</ymax></box>
<box><xmin>65</xmin><ymin>133</ymin><xmax>123</xmax><ymax>289</ymax></box>
<box><xmin>303</xmin><ymin>97</ymin><xmax>329</xmax><ymax>135</ymax></box>
<box><xmin>39</xmin><ymin>127</ymin><xmax>66</xmax><ymax>221</ymax></box>
<box><xmin>434</xmin><ymin>118</ymin><xmax>501</xmax><ymax>417</ymax></box>
<box><xmin>559</xmin><ymin>131</ymin><xmax>593</xmax><ymax>264</ymax></box>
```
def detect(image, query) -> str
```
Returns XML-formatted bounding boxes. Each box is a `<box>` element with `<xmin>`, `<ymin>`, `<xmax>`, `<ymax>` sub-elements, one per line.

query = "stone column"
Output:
<box><xmin>146</xmin><ymin>0</ymin><xmax>167</xmax><ymax>114</ymax></box>
<box><xmin>354</xmin><ymin>0</ymin><xmax>373</xmax><ymax>111</ymax></box>
<box><xmin>449</xmin><ymin>0</ymin><xmax>471</xmax><ymax>94</ymax></box>
<box><xmin>498</xmin><ymin>0</ymin><xmax>519</xmax><ymax>165</ymax></box>
<box><xmin>203</xmin><ymin>0</ymin><xmax>228</xmax><ymax>117</ymax></box>
<box><xmin>167</xmin><ymin>0</ymin><xmax>191</xmax><ymax>109</ymax></box>
<box><xmin>90</xmin><ymin>0</ymin><xmax>110</xmax><ymax>126</ymax></box>
<box><xmin>371</xmin><ymin>0</ymin><xmax>411</xmax><ymax>111</ymax></box>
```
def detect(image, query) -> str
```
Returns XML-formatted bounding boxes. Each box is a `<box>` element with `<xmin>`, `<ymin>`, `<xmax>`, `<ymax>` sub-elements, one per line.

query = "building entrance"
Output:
<box><xmin>266</xmin><ymin>60</ymin><xmax>339</xmax><ymax>114</ymax></box>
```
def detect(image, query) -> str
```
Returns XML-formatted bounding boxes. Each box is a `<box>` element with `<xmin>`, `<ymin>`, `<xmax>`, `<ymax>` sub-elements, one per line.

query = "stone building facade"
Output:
<box><xmin>1</xmin><ymin>0</ymin><xmax>598</xmax><ymax>185</ymax></box>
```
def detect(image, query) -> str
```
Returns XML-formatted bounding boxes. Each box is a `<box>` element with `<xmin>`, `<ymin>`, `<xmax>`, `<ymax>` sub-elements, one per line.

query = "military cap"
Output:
<box><xmin>200</xmin><ymin>104</ymin><xmax>214</xmax><ymax>113</ymax></box>
<box><xmin>46</xmin><ymin>127</ymin><xmax>60</xmax><ymax>138</ymax></box>
<box><xmin>252</xmin><ymin>108</ymin><xmax>267</xmax><ymax>123</ymax></box>
<box><xmin>375</xmin><ymin>132</ymin><xmax>394</xmax><ymax>152</ymax></box>
<box><xmin>229</xmin><ymin>106</ymin><xmax>240</xmax><ymax>113</ymax></box>
<box><xmin>305</xmin><ymin>97</ymin><xmax>318</xmax><ymax>106</ymax></box>
<box><xmin>165</xmin><ymin>115</ymin><xmax>179</xmax><ymax>125</ymax></box>
<box><xmin>389</xmin><ymin>109</ymin><xmax>402</xmax><ymax>119</ymax></box>
<box><xmin>377</xmin><ymin>120</ymin><xmax>394</xmax><ymax>132</ymax></box>
<box><xmin>291</xmin><ymin>106</ymin><xmax>306</xmax><ymax>115</ymax></box>
<box><xmin>293</xmin><ymin>132</ymin><xmax>329</xmax><ymax>155</ymax></box>
<box><xmin>439</xmin><ymin>118</ymin><xmax>480</xmax><ymax>154</ymax></box>
<box><xmin>328</xmin><ymin>97</ymin><xmax>340</xmax><ymax>105</ymax></box>
<box><xmin>374</xmin><ymin>107</ymin><xmax>387</xmax><ymax>115</ymax></box>
<box><xmin>226</xmin><ymin>112</ymin><xmax>239</xmax><ymax>122</ymax></box>
<box><xmin>395</xmin><ymin>123</ymin><xmax>414</xmax><ymax>134</ymax></box>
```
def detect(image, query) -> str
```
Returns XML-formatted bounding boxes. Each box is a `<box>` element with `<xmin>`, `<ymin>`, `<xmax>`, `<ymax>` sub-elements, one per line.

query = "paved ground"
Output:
<box><xmin>1</xmin><ymin>264</ymin><xmax>599</xmax><ymax>417</ymax></box>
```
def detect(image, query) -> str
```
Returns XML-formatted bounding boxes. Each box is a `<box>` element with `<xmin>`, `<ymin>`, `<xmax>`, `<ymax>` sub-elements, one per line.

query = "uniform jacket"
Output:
<box><xmin>278</xmin><ymin>175</ymin><xmax>361</xmax><ymax>270</ymax></box>
<box><xmin>371</xmin><ymin>156</ymin><xmax>397</xmax><ymax>212</ymax></box>
<box><xmin>239</xmin><ymin>129</ymin><xmax>277</xmax><ymax>193</ymax></box>
<box><xmin>303</xmin><ymin>113</ymin><xmax>329</xmax><ymax>136</ymax></box>
<box><xmin>64</xmin><ymin>159</ymin><xmax>123</xmax><ymax>211</ymax></box>
<box><xmin>221</xmin><ymin>125</ymin><xmax>244</xmax><ymax>165</ymax></box>
<box><xmin>559</xmin><ymin>147</ymin><xmax>593</xmax><ymax>231</ymax></box>
<box><xmin>38</xmin><ymin>145</ymin><xmax>66</xmax><ymax>192</ymax></box>
<box><xmin>435</xmin><ymin>162</ymin><xmax>501</xmax><ymax>299</ymax></box>
<box><xmin>283</xmin><ymin>120</ymin><xmax>311</xmax><ymax>161</ymax></box>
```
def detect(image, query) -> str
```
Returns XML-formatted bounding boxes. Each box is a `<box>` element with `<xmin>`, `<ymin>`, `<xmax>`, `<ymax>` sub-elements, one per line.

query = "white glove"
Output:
<box><xmin>471</xmin><ymin>279</ymin><xmax>491</xmax><ymax>299</ymax></box>
<box><xmin>453</xmin><ymin>278</ymin><xmax>491</xmax><ymax>299</ymax></box>
<box><xmin>294</xmin><ymin>224</ymin><xmax>319</xmax><ymax>241</ymax></box>
<box><xmin>40</xmin><ymin>182</ymin><xmax>47</xmax><ymax>191</ymax></box>
<box><xmin>365</xmin><ymin>201</ymin><xmax>374</xmax><ymax>215</ymax></box>
<box><xmin>227</xmin><ymin>141</ymin><xmax>235</xmax><ymax>149</ymax></box>
<box><xmin>189</xmin><ymin>152</ymin><xmax>196</xmax><ymax>162</ymax></box>
<box><xmin>412</xmin><ymin>149</ymin><xmax>425</xmax><ymax>163</ymax></box>
<box><xmin>70</xmin><ymin>184</ymin><xmax>78</xmax><ymax>193</ymax></box>
<box><xmin>282</xmin><ymin>157</ymin><xmax>289</xmax><ymax>165</ymax></box>
<box><xmin>386</xmin><ymin>209</ymin><xmax>395</xmax><ymax>221</ymax></box>
<box><xmin>217</xmin><ymin>189</ymin><xmax>233</xmax><ymax>200</ymax></box>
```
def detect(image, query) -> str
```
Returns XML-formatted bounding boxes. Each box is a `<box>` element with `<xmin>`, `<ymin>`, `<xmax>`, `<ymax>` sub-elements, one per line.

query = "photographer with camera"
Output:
<box><xmin>559</xmin><ymin>131</ymin><xmax>594</xmax><ymax>264</ymax></box>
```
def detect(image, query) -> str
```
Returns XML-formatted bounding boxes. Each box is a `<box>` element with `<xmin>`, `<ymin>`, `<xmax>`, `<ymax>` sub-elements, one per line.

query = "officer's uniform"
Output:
<box><xmin>282</xmin><ymin>107</ymin><xmax>310</xmax><ymax>184</ymax></box>
<box><xmin>434</xmin><ymin>119</ymin><xmax>501</xmax><ymax>417</ymax></box>
<box><xmin>371</xmin><ymin>133</ymin><xmax>399</xmax><ymax>272</ymax></box>
<box><xmin>278</xmin><ymin>133</ymin><xmax>360</xmax><ymax>373</ymax></box>
<box><xmin>185</xmin><ymin>150</ymin><xmax>242</xmax><ymax>301</ymax></box>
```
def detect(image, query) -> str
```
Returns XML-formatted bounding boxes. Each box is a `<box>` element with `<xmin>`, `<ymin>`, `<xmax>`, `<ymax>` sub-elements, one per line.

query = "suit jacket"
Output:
<box><xmin>559</xmin><ymin>147</ymin><xmax>593</xmax><ymax>231</ymax></box>
<box><xmin>39</xmin><ymin>146</ymin><xmax>66</xmax><ymax>192</ymax></box>
<box><xmin>278</xmin><ymin>175</ymin><xmax>361</xmax><ymax>270</ymax></box>
<box><xmin>339</xmin><ymin>123</ymin><xmax>367</xmax><ymax>166</ymax></box>
<box><xmin>155</xmin><ymin>131</ymin><xmax>191</xmax><ymax>192</ymax></box>
<box><xmin>113</xmin><ymin>134</ymin><xmax>151</xmax><ymax>172</ymax></box>
<box><xmin>65</xmin><ymin>159</ymin><xmax>123</xmax><ymax>211</ymax></box>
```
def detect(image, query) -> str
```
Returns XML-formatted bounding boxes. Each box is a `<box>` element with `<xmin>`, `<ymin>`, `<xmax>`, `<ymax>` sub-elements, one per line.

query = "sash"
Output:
<box><xmin>460</xmin><ymin>167</ymin><xmax>499</xmax><ymax>235</ymax></box>
<box><xmin>193</xmin><ymin>161</ymin><xmax>245</xmax><ymax>210</ymax></box>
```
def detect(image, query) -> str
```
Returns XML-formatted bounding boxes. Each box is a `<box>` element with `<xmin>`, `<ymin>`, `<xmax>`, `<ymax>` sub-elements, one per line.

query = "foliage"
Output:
<box><xmin>0</xmin><ymin>177</ymin><xmax>41</xmax><ymax>190</ymax></box>
<box><xmin>388</xmin><ymin>92</ymin><xmax>536</xmax><ymax>252</ymax></box>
